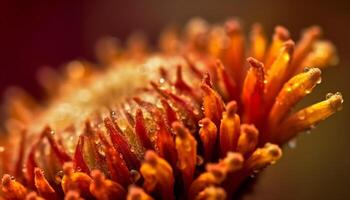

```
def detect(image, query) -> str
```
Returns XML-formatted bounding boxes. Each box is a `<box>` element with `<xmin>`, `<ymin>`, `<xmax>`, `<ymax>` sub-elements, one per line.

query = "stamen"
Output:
<box><xmin>237</xmin><ymin>124</ymin><xmax>259</xmax><ymax>157</ymax></box>
<box><xmin>64</xmin><ymin>190</ymin><xmax>83</xmax><ymax>200</ymax></box>
<box><xmin>173</xmin><ymin>122</ymin><xmax>197</xmax><ymax>191</ymax></box>
<box><xmin>140</xmin><ymin>151</ymin><xmax>174</xmax><ymax>200</ymax></box>
<box><xmin>245</xmin><ymin>143</ymin><xmax>282</xmax><ymax>171</ymax></box>
<box><xmin>242</xmin><ymin>57</ymin><xmax>265</xmax><ymax>124</ymax></box>
<box><xmin>199</xmin><ymin>118</ymin><xmax>217</xmax><ymax>161</ymax></box>
<box><xmin>264</xmin><ymin>26</ymin><xmax>290</xmax><ymax>69</ymax></box>
<box><xmin>201</xmin><ymin>82</ymin><xmax>225</xmax><ymax>127</ymax></box>
<box><xmin>276</xmin><ymin>92</ymin><xmax>343</xmax><ymax>143</ymax></box>
<box><xmin>25</xmin><ymin>191</ymin><xmax>44</xmax><ymax>200</ymax></box>
<box><xmin>249</xmin><ymin>23</ymin><xmax>267</xmax><ymax>61</ymax></box>
<box><xmin>135</xmin><ymin>109</ymin><xmax>154</xmax><ymax>150</ymax></box>
<box><xmin>34</xmin><ymin>168</ymin><xmax>58</xmax><ymax>200</ymax></box>
<box><xmin>215</xmin><ymin>60</ymin><xmax>238</xmax><ymax>101</ymax></box>
<box><xmin>219</xmin><ymin>101</ymin><xmax>240</xmax><ymax>157</ymax></box>
<box><xmin>268</xmin><ymin>68</ymin><xmax>322</xmax><ymax>135</ymax></box>
<box><xmin>291</xmin><ymin>26</ymin><xmax>322</xmax><ymax>74</ymax></box>
<box><xmin>195</xmin><ymin>186</ymin><xmax>226</xmax><ymax>200</ymax></box>
<box><xmin>104</xmin><ymin>118</ymin><xmax>140</xmax><ymax>169</ymax></box>
<box><xmin>127</xmin><ymin>186</ymin><xmax>154</xmax><ymax>200</ymax></box>
<box><xmin>61</xmin><ymin>162</ymin><xmax>93</xmax><ymax>198</ymax></box>
<box><xmin>97</xmin><ymin>132</ymin><xmax>130</xmax><ymax>187</ymax></box>
<box><xmin>1</xmin><ymin>174</ymin><xmax>28</xmax><ymax>199</ymax></box>
<box><xmin>189</xmin><ymin>152</ymin><xmax>243</xmax><ymax>199</ymax></box>
<box><xmin>301</xmin><ymin>41</ymin><xmax>339</xmax><ymax>69</ymax></box>
<box><xmin>223</xmin><ymin>19</ymin><xmax>245</xmax><ymax>85</ymax></box>
<box><xmin>90</xmin><ymin>169</ymin><xmax>126</xmax><ymax>200</ymax></box>
<box><xmin>265</xmin><ymin>40</ymin><xmax>295</xmax><ymax>105</ymax></box>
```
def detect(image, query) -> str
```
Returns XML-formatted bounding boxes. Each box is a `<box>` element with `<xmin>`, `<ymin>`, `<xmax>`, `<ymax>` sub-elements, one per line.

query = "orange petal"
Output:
<box><xmin>268</xmin><ymin>68</ymin><xmax>322</xmax><ymax>134</ymax></box>
<box><xmin>245</xmin><ymin>143</ymin><xmax>282</xmax><ymax>172</ymax></box>
<box><xmin>264</xmin><ymin>40</ymin><xmax>295</xmax><ymax>105</ymax></box>
<box><xmin>199</xmin><ymin>118</ymin><xmax>217</xmax><ymax>161</ymax></box>
<box><xmin>127</xmin><ymin>186</ymin><xmax>154</xmax><ymax>200</ymax></box>
<box><xmin>201</xmin><ymin>82</ymin><xmax>225</xmax><ymax>127</ymax></box>
<box><xmin>249</xmin><ymin>23</ymin><xmax>267</xmax><ymax>61</ymax></box>
<box><xmin>276</xmin><ymin>92</ymin><xmax>343</xmax><ymax>144</ymax></box>
<box><xmin>291</xmin><ymin>26</ymin><xmax>322</xmax><ymax>74</ymax></box>
<box><xmin>89</xmin><ymin>169</ymin><xmax>126</xmax><ymax>200</ymax></box>
<box><xmin>237</xmin><ymin>124</ymin><xmax>259</xmax><ymax>158</ymax></box>
<box><xmin>173</xmin><ymin>122</ymin><xmax>197</xmax><ymax>191</ymax></box>
<box><xmin>195</xmin><ymin>186</ymin><xmax>226</xmax><ymax>200</ymax></box>
<box><xmin>61</xmin><ymin>162</ymin><xmax>93</xmax><ymax>199</ymax></box>
<box><xmin>242</xmin><ymin>57</ymin><xmax>265</xmax><ymax>124</ymax></box>
<box><xmin>140</xmin><ymin>151</ymin><xmax>174</xmax><ymax>200</ymax></box>
<box><xmin>189</xmin><ymin>152</ymin><xmax>243</xmax><ymax>199</ymax></box>
<box><xmin>223</xmin><ymin>19</ymin><xmax>245</xmax><ymax>85</ymax></box>
<box><xmin>1</xmin><ymin>174</ymin><xmax>28</xmax><ymax>200</ymax></box>
<box><xmin>34</xmin><ymin>168</ymin><xmax>58</xmax><ymax>200</ymax></box>
<box><xmin>264</xmin><ymin>26</ymin><xmax>290</xmax><ymax>69</ymax></box>
<box><xmin>219</xmin><ymin>101</ymin><xmax>240</xmax><ymax>156</ymax></box>
<box><xmin>301</xmin><ymin>41</ymin><xmax>338</xmax><ymax>69</ymax></box>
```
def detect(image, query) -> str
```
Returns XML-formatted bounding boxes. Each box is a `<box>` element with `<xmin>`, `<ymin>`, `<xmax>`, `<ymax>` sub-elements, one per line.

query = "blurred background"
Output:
<box><xmin>0</xmin><ymin>0</ymin><xmax>349</xmax><ymax>199</ymax></box>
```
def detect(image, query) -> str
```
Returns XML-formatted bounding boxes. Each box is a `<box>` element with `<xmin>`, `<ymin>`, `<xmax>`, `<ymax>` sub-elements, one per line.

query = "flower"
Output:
<box><xmin>0</xmin><ymin>18</ymin><xmax>342</xmax><ymax>200</ymax></box>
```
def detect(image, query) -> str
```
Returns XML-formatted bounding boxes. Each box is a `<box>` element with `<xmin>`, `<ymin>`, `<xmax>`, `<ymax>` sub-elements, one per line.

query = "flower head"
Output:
<box><xmin>0</xmin><ymin>18</ymin><xmax>342</xmax><ymax>199</ymax></box>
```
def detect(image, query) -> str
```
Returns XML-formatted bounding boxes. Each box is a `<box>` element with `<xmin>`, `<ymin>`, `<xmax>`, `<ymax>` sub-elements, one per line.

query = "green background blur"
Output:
<box><xmin>1</xmin><ymin>0</ymin><xmax>349</xmax><ymax>199</ymax></box>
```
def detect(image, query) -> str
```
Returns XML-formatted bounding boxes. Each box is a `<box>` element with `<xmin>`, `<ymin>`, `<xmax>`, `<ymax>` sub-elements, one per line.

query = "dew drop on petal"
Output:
<box><xmin>130</xmin><ymin>169</ymin><xmax>141</xmax><ymax>183</ymax></box>
<box><xmin>196</xmin><ymin>155</ymin><xmax>204</xmax><ymax>166</ymax></box>
<box><xmin>55</xmin><ymin>171</ymin><xmax>64</xmax><ymax>184</ymax></box>
<box><xmin>325</xmin><ymin>93</ymin><xmax>333</xmax><ymax>99</ymax></box>
<box><xmin>288</xmin><ymin>139</ymin><xmax>297</xmax><ymax>149</ymax></box>
<box><xmin>0</xmin><ymin>146</ymin><xmax>5</xmax><ymax>153</ymax></box>
<box><xmin>303</xmin><ymin>67</ymin><xmax>311</xmax><ymax>72</ymax></box>
<box><xmin>316</xmin><ymin>77</ymin><xmax>322</xmax><ymax>84</ymax></box>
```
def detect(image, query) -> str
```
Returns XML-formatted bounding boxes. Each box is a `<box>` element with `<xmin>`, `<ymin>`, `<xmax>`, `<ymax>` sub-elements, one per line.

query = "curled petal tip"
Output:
<box><xmin>224</xmin><ymin>152</ymin><xmax>244</xmax><ymax>170</ymax></box>
<box><xmin>63</xmin><ymin>162</ymin><xmax>74</xmax><ymax>176</ymax></box>
<box><xmin>195</xmin><ymin>186</ymin><xmax>226</xmax><ymax>200</ymax></box>
<box><xmin>245</xmin><ymin>143</ymin><xmax>282</xmax><ymax>171</ymax></box>
<box><xmin>225</xmin><ymin>18</ymin><xmax>242</xmax><ymax>34</ymax></box>
<box><xmin>64</xmin><ymin>191</ymin><xmax>83</xmax><ymax>200</ymax></box>
<box><xmin>127</xmin><ymin>186</ymin><xmax>154</xmax><ymax>200</ymax></box>
<box><xmin>226</xmin><ymin>101</ymin><xmax>238</xmax><ymax>116</ymax></box>
<box><xmin>25</xmin><ymin>192</ymin><xmax>44</xmax><ymax>200</ymax></box>
<box><xmin>283</xmin><ymin>40</ymin><xmax>295</xmax><ymax>53</ymax></box>
<box><xmin>327</xmin><ymin>92</ymin><xmax>344</xmax><ymax>110</ymax></box>
<box><xmin>247</xmin><ymin>57</ymin><xmax>264</xmax><ymax>69</ymax></box>
<box><xmin>275</xmin><ymin>26</ymin><xmax>290</xmax><ymax>40</ymax></box>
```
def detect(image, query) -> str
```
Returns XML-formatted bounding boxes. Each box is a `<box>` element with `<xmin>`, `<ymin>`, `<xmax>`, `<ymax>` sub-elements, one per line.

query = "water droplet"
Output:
<box><xmin>298</xmin><ymin>114</ymin><xmax>306</xmax><ymax>120</ymax></box>
<box><xmin>159</xmin><ymin>78</ymin><xmax>165</xmax><ymax>84</ymax></box>
<box><xmin>310</xmin><ymin>124</ymin><xmax>316</xmax><ymax>130</ymax></box>
<box><xmin>54</xmin><ymin>171</ymin><xmax>64</xmax><ymax>184</ymax></box>
<box><xmin>305</xmin><ymin>89</ymin><xmax>311</xmax><ymax>94</ymax></box>
<box><xmin>50</xmin><ymin>130</ymin><xmax>55</xmax><ymax>136</ymax></box>
<box><xmin>130</xmin><ymin>170</ymin><xmax>141</xmax><ymax>183</ymax></box>
<box><xmin>326</xmin><ymin>93</ymin><xmax>333</xmax><ymax>99</ymax></box>
<box><xmin>303</xmin><ymin>67</ymin><xmax>311</xmax><ymax>72</ymax></box>
<box><xmin>0</xmin><ymin>146</ymin><xmax>5</xmax><ymax>153</ymax></box>
<box><xmin>263</xmin><ymin>80</ymin><xmax>268</xmax><ymax>84</ymax></box>
<box><xmin>288</xmin><ymin>139</ymin><xmax>297</xmax><ymax>149</ymax></box>
<box><xmin>196</xmin><ymin>155</ymin><xmax>204</xmax><ymax>166</ymax></box>
<box><xmin>316</xmin><ymin>77</ymin><xmax>322</xmax><ymax>84</ymax></box>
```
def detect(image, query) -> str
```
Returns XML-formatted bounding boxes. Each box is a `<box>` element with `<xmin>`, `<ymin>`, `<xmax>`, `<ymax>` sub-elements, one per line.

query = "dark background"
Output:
<box><xmin>0</xmin><ymin>0</ymin><xmax>349</xmax><ymax>199</ymax></box>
